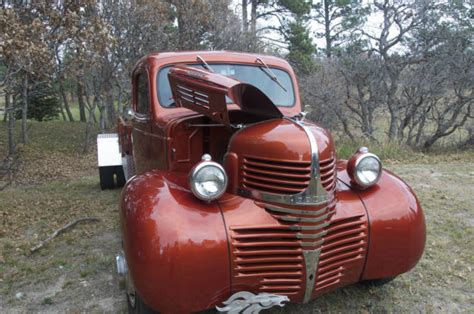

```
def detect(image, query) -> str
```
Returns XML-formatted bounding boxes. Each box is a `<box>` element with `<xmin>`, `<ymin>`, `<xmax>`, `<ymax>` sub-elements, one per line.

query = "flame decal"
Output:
<box><xmin>216</xmin><ymin>291</ymin><xmax>289</xmax><ymax>314</ymax></box>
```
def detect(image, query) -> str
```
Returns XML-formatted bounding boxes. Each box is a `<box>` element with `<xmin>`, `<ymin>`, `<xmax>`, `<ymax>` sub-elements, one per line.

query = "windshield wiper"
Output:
<box><xmin>196</xmin><ymin>55</ymin><xmax>214</xmax><ymax>72</ymax></box>
<box><xmin>255</xmin><ymin>57</ymin><xmax>287</xmax><ymax>92</ymax></box>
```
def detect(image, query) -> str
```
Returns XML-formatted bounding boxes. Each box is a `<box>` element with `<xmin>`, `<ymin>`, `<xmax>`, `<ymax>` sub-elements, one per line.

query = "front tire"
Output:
<box><xmin>127</xmin><ymin>293</ymin><xmax>156</xmax><ymax>314</ymax></box>
<box><xmin>124</xmin><ymin>261</ymin><xmax>156</xmax><ymax>314</ymax></box>
<box><xmin>361</xmin><ymin>276</ymin><xmax>396</xmax><ymax>286</ymax></box>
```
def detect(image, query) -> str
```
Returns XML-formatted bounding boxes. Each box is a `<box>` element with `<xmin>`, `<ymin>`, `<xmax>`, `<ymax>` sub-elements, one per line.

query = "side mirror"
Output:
<box><xmin>123</xmin><ymin>106</ymin><xmax>135</xmax><ymax>121</ymax></box>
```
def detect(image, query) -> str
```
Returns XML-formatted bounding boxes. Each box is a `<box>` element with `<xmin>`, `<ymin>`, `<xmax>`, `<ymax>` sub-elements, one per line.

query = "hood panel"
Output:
<box><xmin>168</xmin><ymin>66</ymin><xmax>282</xmax><ymax>126</ymax></box>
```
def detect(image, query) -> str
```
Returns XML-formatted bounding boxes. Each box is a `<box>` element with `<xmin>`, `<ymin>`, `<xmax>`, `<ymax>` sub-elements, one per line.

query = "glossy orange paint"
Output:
<box><xmin>337</xmin><ymin>161</ymin><xmax>426</xmax><ymax>280</ymax></box>
<box><xmin>121</xmin><ymin>171</ymin><xmax>230</xmax><ymax>314</ymax></box>
<box><xmin>119</xmin><ymin>51</ymin><xmax>426</xmax><ymax>313</ymax></box>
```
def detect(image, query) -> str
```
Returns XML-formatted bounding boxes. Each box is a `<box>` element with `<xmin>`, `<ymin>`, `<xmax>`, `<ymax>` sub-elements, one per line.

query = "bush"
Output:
<box><xmin>15</xmin><ymin>84</ymin><xmax>61</xmax><ymax>122</ymax></box>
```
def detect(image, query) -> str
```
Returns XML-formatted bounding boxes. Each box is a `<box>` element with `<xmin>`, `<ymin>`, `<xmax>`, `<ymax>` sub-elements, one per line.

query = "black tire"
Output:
<box><xmin>115</xmin><ymin>165</ymin><xmax>126</xmax><ymax>187</ymax></box>
<box><xmin>127</xmin><ymin>293</ymin><xmax>157</xmax><ymax>314</ymax></box>
<box><xmin>361</xmin><ymin>276</ymin><xmax>396</xmax><ymax>286</ymax></box>
<box><xmin>99</xmin><ymin>167</ymin><xmax>115</xmax><ymax>190</ymax></box>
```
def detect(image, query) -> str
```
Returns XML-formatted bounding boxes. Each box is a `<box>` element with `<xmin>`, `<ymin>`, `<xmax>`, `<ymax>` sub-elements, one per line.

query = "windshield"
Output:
<box><xmin>157</xmin><ymin>64</ymin><xmax>295</xmax><ymax>107</ymax></box>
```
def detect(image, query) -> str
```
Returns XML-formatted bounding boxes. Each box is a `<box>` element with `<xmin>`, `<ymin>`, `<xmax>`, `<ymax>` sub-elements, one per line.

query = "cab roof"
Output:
<box><xmin>134</xmin><ymin>50</ymin><xmax>293</xmax><ymax>73</ymax></box>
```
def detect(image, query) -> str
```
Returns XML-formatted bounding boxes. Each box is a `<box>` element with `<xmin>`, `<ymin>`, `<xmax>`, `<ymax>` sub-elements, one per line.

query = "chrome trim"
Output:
<box><xmin>115</xmin><ymin>252</ymin><xmax>128</xmax><ymax>276</ymax></box>
<box><xmin>303</xmin><ymin>249</ymin><xmax>320</xmax><ymax>303</ymax></box>
<box><xmin>276</xmin><ymin>214</ymin><xmax>328</xmax><ymax>223</ymax></box>
<box><xmin>189</xmin><ymin>154</ymin><xmax>228</xmax><ymax>201</ymax></box>
<box><xmin>122</xmin><ymin>106</ymin><xmax>135</xmax><ymax>121</ymax></box>
<box><xmin>296</xmin><ymin>230</ymin><xmax>328</xmax><ymax>239</ymax></box>
<box><xmin>216</xmin><ymin>291</ymin><xmax>289</xmax><ymax>313</ymax></box>
<box><xmin>258</xmin><ymin>119</ymin><xmax>329</xmax><ymax>206</ymax></box>
<box><xmin>300</xmin><ymin>239</ymin><xmax>324</xmax><ymax>247</ymax></box>
<box><xmin>352</xmin><ymin>151</ymin><xmax>382</xmax><ymax>188</ymax></box>
<box><xmin>290</xmin><ymin>222</ymin><xmax>330</xmax><ymax>231</ymax></box>
<box><xmin>265</xmin><ymin>205</ymin><xmax>328</xmax><ymax>216</ymax></box>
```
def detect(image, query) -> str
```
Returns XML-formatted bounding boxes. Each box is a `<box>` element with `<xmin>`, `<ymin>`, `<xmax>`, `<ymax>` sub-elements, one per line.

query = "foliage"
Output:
<box><xmin>0</xmin><ymin>0</ymin><xmax>472</xmax><ymax>152</ymax></box>
<box><xmin>311</xmin><ymin>0</ymin><xmax>370</xmax><ymax>58</ymax></box>
<box><xmin>286</xmin><ymin>20</ymin><xmax>316</xmax><ymax>73</ymax></box>
<box><xmin>300</xmin><ymin>0</ymin><xmax>473</xmax><ymax>150</ymax></box>
<box><xmin>14</xmin><ymin>84</ymin><xmax>61</xmax><ymax>122</ymax></box>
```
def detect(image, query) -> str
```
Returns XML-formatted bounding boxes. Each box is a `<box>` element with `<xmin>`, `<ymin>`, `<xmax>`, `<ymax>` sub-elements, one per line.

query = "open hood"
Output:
<box><xmin>168</xmin><ymin>66</ymin><xmax>283</xmax><ymax>126</ymax></box>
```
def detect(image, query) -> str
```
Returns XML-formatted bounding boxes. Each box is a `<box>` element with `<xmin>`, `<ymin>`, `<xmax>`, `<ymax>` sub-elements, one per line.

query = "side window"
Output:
<box><xmin>136</xmin><ymin>72</ymin><xmax>149</xmax><ymax>115</ymax></box>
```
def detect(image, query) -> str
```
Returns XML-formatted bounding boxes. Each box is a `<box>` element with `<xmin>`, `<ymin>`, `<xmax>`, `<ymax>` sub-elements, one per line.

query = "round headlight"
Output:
<box><xmin>349</xmin><ymin>148</ymin><xmax>382</xmax><ymax>189</ymax></box>
<box><xmin>189</xmin><ymin>155</ymin><xmax>228</xmax><ymax>201</ymax></box>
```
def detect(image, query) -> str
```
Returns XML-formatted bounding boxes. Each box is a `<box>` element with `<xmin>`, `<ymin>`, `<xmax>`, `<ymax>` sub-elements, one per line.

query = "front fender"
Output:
<box><xmin>338</xmin><ymin>162</ymin><xmax>426</xmax><ymax>280</ymax></box>
<box><xmin>120</xmin><ymin>170</ymin><xmax>230</xmax><ymax>313</ymax></box>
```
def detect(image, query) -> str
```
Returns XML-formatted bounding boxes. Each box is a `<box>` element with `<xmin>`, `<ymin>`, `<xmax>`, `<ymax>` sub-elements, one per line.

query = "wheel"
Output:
<box><xmin>361</xmin><ymin>276</ymin><xmax>396</xmax><ymax>286</ymax></box>
<box><xmin>127</xmin><ymin>293</ymin><xmax>157</xmax><ymax>314</ymax></box>
<box><xmin>126</xmin><ymin>271</ymin><xmax>156</xmax><ymax>314</ymax></box>
<box><xmin>99</xmin><ymin>167</ymin><xmax>115</xmax><ymax>190</ymax></box>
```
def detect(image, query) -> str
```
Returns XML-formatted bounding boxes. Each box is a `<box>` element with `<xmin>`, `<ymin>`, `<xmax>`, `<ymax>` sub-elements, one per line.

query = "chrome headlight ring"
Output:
<box><xmin>189</xmin><ymin>154</ymin><xmax>228</xmax><ymax>201</ymax></box>
<box><xmin>349</xmin><ymin>147</ymin><xmax>382</xmax><ymax>189</ymax></box>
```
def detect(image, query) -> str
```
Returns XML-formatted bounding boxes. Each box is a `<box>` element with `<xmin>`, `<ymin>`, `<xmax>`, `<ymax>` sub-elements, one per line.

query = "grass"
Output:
<box><xmin>0</xmin><ymin>121</ymin><xmax>473</xmax><ymax>312</ymax></box>
<box><xmin>41</xmin><ymin>297</ymin><xmax>53</xmax><ymax>305</ymax></box>
<box><xmin>335</xmin><ymin>137</ymin><xmax>474</xmax><ymax>163</ymax></box>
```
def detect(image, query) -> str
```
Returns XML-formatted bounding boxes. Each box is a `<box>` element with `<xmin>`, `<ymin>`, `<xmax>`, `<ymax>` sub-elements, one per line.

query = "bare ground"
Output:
<box><xmin>1</xmin><ymin>122</ymin><xmax>473</xmax><ymax>313</ymax></box>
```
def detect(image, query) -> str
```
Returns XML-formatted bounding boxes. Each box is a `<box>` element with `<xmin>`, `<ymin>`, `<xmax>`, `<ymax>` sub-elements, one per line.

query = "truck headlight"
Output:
<box><xmin>189</xmin><ymin>154</ymin><xmax>228</xmax><ymax>201</ymax></box>
<box><xmin>348</xmin><ymin>147</ymin><xmax>382</xmax><ymax>189</ymax></box>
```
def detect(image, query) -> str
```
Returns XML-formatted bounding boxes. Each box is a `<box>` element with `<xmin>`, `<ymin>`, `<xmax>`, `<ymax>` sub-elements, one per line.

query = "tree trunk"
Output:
<box><xmin>250</xmin><ymin>0</ymin><xmax>257</xmax><ymax>35</ymax></box>
<box><xmin>3</xmin><ymin>93</ymin><xmax>7</xmax><ymax>122</ymax></box>
<box><xmin>77</xmin><ymin>82</ymin><xmax>87</xmax><ymax>122</ymax></box>
<box><xmin>176</xmin><ymin>2</ymin><xmax>187</xmax><ymax>50</ymax></box>
<box><xmin>387</xmin><ymin>109</ymin><xmax>399</xmax><ymax>140</ymax></box>
<box><xmin>82</xmin><ymin>97</ymin><xmax>98</xmax><ymax>154</ymax></box>
<box><xmin>324</xmin><ymin>0</ymin><xmax>332</xmax><ymax>58</ymax></box>
<box><xmin>242</xmin><ymin>0</ymin><xmax>248</xmax><ymax>32</ymax></box>
<box><xmin>6</xmin><ymin>91</ymin><xmax>15</xmax><ymax>155</ymax></box>
<box><xmin>59</xmin><ymin>79</ymin><xmax>75</xmax><ymax>122</ymax></box>
<box><xmin>21</xmin><ymin>75</ymin><xmax>28</xmax><ymax>144</ymax></box>
<box><xmin>104</xmin><ymin>85</ymin><xmax>116</xmax><ymax>129</ymax></box>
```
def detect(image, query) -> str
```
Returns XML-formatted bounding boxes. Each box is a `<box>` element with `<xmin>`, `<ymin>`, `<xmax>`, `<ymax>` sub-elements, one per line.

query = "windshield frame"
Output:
<box><xmin>155</xmin><ymin>62</ymin><xmax>296</xmax><ymax>109</ymax></box>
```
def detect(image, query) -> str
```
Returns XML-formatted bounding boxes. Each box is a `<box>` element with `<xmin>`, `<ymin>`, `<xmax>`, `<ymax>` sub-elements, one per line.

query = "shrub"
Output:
<box><xmin>16</xmin><ymin>84</ymin><xmax>61</xmax><ymax>122</ymax></box>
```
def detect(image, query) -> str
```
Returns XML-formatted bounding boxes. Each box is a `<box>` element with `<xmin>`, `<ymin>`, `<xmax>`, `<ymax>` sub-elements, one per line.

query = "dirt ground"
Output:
<box><xmin>1</xmin><ymin>122</ymin><xmax>473</xmax><ymax>313</ymax></box>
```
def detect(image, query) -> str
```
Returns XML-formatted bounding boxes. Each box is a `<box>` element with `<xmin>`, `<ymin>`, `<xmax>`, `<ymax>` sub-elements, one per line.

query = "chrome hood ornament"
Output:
<box><xmin>216</xmin><ymin>291</ymin><xmax>289</xmax><ymax>314</ymax></box>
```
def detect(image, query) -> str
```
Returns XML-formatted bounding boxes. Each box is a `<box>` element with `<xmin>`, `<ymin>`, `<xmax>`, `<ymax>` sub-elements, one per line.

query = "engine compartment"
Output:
<box><xmin>168</xmin><ymin>110</ymin><xmax>273</xmax><ymax>172</ymax></box>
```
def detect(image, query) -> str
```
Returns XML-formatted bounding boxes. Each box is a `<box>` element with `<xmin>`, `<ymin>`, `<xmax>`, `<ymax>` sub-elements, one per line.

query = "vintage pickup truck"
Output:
<box><xmin>102</xmin><ymin>51</ymin><xmax>425</xmax><ymax>313</ymax></box>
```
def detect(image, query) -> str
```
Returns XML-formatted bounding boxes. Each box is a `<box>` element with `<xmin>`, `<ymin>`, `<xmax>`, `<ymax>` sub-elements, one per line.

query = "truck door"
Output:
<box><xmin>132</xmin><ymin>70</ymin><xmax>152</xmax><ymax>174</ymax></box>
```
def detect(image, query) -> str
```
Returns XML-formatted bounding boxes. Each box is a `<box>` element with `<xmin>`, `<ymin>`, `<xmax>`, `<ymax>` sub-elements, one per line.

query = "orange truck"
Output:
<box><xmin>96</xmin><ymin>51</ymin><xmax>425</xmax><ymax>313</ymax></box>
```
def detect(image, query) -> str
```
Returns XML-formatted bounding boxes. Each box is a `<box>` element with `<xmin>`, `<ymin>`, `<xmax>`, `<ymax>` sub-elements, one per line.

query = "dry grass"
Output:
<box><xmin>0</xmin><ymin>121</ymin><xmax>473</xmax><ymax>312</ymax></box>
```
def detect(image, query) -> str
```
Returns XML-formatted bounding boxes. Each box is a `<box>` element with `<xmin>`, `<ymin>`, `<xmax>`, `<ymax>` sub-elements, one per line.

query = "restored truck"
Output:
<box><xmin>107</xmin><ymin>51</ymin><xmax>425</xmax><ymax>313</ymax></box>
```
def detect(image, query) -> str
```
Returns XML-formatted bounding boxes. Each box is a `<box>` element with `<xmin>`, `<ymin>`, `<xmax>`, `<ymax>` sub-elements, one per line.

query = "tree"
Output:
<box><xmin>0</xmin><ymin>2</ymin><xmax>56</xmax><ymax>145</ymax></box>
<box><xmin>357</xmin><ymin>0</ymin><xmax>431</xmax><ymax>140</ymax></box>
<box><xmin>311</xmin><ymin>0</ymin><xmax>369</xmax><ymax>58</ymax></box>
<box><xmin>286</xmin><ymin>20</ymin><xmax>316</xmax><ymax>73</ymax></box>
<box><xmin>15</xmin><ymin>83</ymin><xmax>61</xmax><ymax>122</ymax></box>
<box><xmin>278</xmin><ymin>0</ymin><xmax>316</xmax><ymax>73</ymax></box>
<box><xmin>397</xmin><ymin>1</ymin><xmax>473</xmax><ymax>149</ymax></box>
